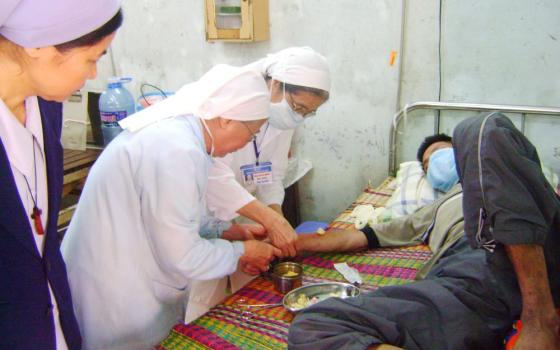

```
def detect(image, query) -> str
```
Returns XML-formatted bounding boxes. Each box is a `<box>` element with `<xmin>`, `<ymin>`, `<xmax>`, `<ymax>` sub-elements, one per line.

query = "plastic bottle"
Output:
<box><xmin>99</xmin><ymin>77</ymin><xmax>135</xmax><ymax>146</ymax></box>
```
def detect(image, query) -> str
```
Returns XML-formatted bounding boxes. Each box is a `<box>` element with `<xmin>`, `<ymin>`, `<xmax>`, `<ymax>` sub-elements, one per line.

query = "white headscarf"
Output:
<box><xmin>249</xmin><ymin>47</ymin><xmax>331</xmax><ymax>92</ymax></box>
<box><xmin>0</xmin><ymin>0</ymin><xmax>120</xmax><ymax>48</ymax></box>
<box><xmin>120</xmin><ymin>64</ymin><xmax>270</xmax><ymax>133</ymax></box>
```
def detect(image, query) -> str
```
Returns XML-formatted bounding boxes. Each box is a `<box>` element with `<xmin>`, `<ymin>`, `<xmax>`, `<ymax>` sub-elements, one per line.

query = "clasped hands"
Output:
<box><xmin>222</xmin><ymin>221</ymin><xmax>298</xmax><ymax>275</ymax></box>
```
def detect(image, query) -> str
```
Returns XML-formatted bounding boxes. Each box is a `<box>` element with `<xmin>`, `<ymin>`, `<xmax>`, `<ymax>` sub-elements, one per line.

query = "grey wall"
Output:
<box><xmin>88</xmin><ymin>0</ymin><xmax>560</xmax><ymax>222</ymax></box>
<box><xmin>396</xmin><ymin>0</ymin><xmax>560</xmax><ymax>174</ymax></box>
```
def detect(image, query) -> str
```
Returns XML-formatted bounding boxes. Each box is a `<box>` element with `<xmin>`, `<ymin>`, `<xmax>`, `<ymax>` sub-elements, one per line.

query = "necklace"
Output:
<box><xmin>22</xmin><ymin>136</ymin><xmax>44</xmax><ymax>235</ymax></box>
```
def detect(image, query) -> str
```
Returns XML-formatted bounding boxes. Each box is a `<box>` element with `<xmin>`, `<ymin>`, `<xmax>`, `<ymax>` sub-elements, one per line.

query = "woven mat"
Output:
<box><xmin>156</xmin><ymin>177</ymin><xmax>432</xmax><ymax>350</ymax></box>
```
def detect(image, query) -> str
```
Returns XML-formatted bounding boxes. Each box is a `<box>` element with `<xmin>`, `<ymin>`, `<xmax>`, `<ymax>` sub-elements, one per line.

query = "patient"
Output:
<box><xmin>417</xmin><ymin>133</ymin><xmax>452</xmax><ymax>171</ymax></box>
<box><xmin>289</xmin><ymin>114</ymin><xmax>560</xmax><ymax>350</ymax></box>
<box><xmin>417</xmin><ymin>133</ymin><xmax>457</xmax><ymax>193</ymax></box>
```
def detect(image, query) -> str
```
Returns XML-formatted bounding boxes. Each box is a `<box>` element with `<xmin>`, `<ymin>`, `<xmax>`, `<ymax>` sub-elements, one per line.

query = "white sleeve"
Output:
<box><xmin>206</xmin><ymin>156</ymin><xmax>256</xmax><ymax>221</ymax></box>
<box><xmin>140</xmin><ymin>145</ymin><xmax>244</xmax><ymax>283</ymax></box>
<box><xmin>256</xmin><ymin>130</ymin><xmax>294</xmax><ymax>206</ymax></box>
<box><xmin>199</xmin><ymin>215</ymin><xmax>232</xmax><ymax>239</ymax></box>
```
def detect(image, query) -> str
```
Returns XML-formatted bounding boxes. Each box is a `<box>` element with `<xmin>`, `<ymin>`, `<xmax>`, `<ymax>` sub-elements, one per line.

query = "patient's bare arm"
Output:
<box><xmin>295</xmin><ymin>229</ymin><xmax>368</xmax><ymax>254</ymax></box>
<box><xmin>505</xmin><ymin>244</ymin><xmax>560</xmax><ymax>350</ymax></box>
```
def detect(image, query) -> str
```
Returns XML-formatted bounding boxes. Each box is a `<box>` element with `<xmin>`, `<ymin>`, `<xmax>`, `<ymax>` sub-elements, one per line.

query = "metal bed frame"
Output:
<box><xmin>389</xmin><ymin>101</ymin><xmax>560</xmax><ymax>175</ymax></box>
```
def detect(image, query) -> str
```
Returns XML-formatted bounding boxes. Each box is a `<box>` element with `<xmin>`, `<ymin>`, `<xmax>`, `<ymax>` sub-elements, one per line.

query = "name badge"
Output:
<box><xmin>240</xmin><ymin>161</ymin><xmax>273</xmax><ymax>186</ymax></box>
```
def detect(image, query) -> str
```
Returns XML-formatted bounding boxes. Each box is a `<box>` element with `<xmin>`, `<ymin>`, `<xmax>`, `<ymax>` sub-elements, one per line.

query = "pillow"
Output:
<box><xmin>378</xmin><ymin>161</ymin><xmax>442</xmax><ymax>222</ymax></box>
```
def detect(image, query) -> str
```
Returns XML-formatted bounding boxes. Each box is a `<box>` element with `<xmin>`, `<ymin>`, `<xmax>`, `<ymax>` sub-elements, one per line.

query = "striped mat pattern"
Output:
<box><xmin>329</xmin><ymin>177</ymin><xmax>396</xmax><ymax>230</ymax></box>
<box><xmin>156</xmin><ymin>177</ymin><xmax>432</xmax><ymax>350</ymax></box>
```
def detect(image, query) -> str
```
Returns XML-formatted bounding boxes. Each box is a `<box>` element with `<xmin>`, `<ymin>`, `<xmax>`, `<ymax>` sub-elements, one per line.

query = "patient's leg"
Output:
<box><xmin>288</xmin><ymin>237</ymin><xmax>517</xmax><ymax>350</ymax></box>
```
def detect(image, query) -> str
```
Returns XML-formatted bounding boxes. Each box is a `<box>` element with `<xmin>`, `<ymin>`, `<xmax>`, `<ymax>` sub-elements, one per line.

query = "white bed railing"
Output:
<box><xmin>389</xmin><ymin>101</ymin><xmax>560</xmax><ymax>174</ymax></box>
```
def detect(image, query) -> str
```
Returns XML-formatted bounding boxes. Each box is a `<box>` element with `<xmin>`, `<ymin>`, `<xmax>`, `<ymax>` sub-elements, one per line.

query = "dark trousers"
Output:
<box><xmin>288</xmin><ymin>237</ymin><xmax>521</xmax><ymax>350</ymax></box>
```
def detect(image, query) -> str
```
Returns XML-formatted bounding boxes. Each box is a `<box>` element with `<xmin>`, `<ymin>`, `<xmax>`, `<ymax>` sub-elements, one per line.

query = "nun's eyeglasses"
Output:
<box><xmin>286</xmin><ymin>92</ymin><xmax>317</xmax><ymax>117</ymax></box>
<box><xmin>241</xmin><ymin>122</ymin><xmax>258</xmax><ymax>141</ymax></box>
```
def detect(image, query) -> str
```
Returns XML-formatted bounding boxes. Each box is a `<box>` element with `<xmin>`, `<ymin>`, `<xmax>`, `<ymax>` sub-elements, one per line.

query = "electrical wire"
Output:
<box><xmin>140</xmin><ymin>83</ymin><xmax>168</xmax><ymax>107</ymax></box>
<box><xmin>438</xmin><ymin>0</ymin><xmax>444</xmax><ymax>102</ymax></box>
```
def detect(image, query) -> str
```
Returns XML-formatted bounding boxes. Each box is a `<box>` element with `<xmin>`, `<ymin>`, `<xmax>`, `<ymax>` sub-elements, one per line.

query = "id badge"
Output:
<box><xmin>240</xmin><ymin>161</ymin><xmax>273</xmax><ymax>186</ymax></box>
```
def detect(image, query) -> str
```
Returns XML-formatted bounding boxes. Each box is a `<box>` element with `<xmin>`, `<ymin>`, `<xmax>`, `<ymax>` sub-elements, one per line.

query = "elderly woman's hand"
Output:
<box><xmin>240</xmin><ymin>240</ymin><xmax>281</xmax><ymax>273</ymax></box>
<box><xmin>222</xmin><ymin>224</ymin><xmax>267</xmax><ymax>241</ymax></box>
<box><xmin>264</xmin><ymin>215</ymin><xmax>298</xmax><ymax>257</ymax></box>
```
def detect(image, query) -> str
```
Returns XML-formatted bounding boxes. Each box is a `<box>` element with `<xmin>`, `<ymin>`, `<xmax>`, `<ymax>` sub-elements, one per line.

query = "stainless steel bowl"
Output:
<box><xmin>282</xmin><ymin>282</ymin><xmax>361</xmax><ymax>313</ymax></box>
<box><xmin>271</xmin><ymin>262</ymin><xmax>303</xmax><ymax>294</ymax></box>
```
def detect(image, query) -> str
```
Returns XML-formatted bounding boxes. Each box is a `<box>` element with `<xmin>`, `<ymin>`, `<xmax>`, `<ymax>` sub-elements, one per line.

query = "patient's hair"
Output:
<box><xmin>417</xmin><ymin>133</ymin><xmax>452</xmax><ymax>162</ymax></box>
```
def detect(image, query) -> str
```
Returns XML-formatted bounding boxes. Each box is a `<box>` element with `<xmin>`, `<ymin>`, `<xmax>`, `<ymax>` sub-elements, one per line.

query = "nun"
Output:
<box><xmin>186</xmin><ymin>48</ymin><xmax>331</xmax><ymax>321</ymax></box>
<box><xmin>207</xmin><ymin>47</ymin><xmax>331</xmax><ymax>258</ymax></box>
<box><xmin>0</xmin><ymin>1</ymin><xmax>122</xmax><ymax>348</ymax></box>
<box><xmin>61</xmin><ymin>65</ymin><xmax>281</xmax><ymax>349</ymax></box>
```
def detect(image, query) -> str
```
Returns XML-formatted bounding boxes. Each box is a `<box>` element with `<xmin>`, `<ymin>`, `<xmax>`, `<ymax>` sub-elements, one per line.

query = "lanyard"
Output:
<box><xmin>252</xmin><ymin>139</ymin><xmax>260</xmax><ymax>165</ymax></box>
<box><xmin>252</xmin><ymin>123</ymin><xmax>270</xmax><ymax>166</ymax></box>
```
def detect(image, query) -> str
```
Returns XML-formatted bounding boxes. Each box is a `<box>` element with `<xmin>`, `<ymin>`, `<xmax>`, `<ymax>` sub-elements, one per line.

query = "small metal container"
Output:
<box><xmin>271</xmin><ymin>262</ymin><xmax>303</xmax><ymax>294</ymax></box>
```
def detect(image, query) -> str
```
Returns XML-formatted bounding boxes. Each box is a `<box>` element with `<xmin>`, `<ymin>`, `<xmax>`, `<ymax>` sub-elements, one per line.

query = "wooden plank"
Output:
<box><xmin>62</xmin><ymin>182</ymin><xmax>80</xmax><ymax>197</ymax></box>
<box><xmin>63</xmin><ymin>167</ymin><xmax>90</xmax><ymax>185</ymax></box>
<box><xmin>252</xmin><ymin>0</ymin><xmax>269</xmax><ymax>41</ymax></box>
<box><xmin>63</xmin><ymin>149</ymin><xmax>101</xmax><ymax>172</ymax></box>
<box><xmin>64</xmin><ymin>157</ymin><xmax>97</xmax><ymax>172</ymax></box>
<box><xmin>57</xmin><ymin>204</ymin><xmax>77</xmax><ymax>227</ymax></box>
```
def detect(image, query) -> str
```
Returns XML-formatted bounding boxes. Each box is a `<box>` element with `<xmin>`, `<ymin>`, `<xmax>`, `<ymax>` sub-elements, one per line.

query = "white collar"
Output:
<box><xmin>255</xmin><ymin>122</ymin><xmax>287</xmax><ymax>148</ymax></box>
<box><xmin>0</xmin><ymin>96</ymin><xmax>45</xmax><ymax>177</ymax></box>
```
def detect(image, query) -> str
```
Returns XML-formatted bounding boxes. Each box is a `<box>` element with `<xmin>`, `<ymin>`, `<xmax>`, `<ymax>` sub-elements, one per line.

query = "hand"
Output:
<box><xmin>222</xmin><ymin>224</ymin><xmax>267</xmax><ymax>241</ymax></box>
<box><xmin>514</xmin><ymin>314</ymin><xmax>560</xmax><ymax>350</ymax></box>
<box><xmin>240</xmin><ymin>240</ymin><xmax>281</xmax><ymax>273</ymax></box>
<box><xmin>236</xmin><ymin>200</ymin><xmax>298</xmax><ymax>257</ymax></box>
<box><xmin>265</xmin><ymin>215</ymin><xmax>298</xmax><ymax>257</ymax></box>
<box><xmin>239</xmin><ymin>261</ymin><xmax>262</xmax><ymax>276</ymax></box>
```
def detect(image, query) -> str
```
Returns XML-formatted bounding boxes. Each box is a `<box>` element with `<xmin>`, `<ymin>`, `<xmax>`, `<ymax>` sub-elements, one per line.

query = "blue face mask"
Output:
<box><xmin>427</xmin><ymin>147</ymin><xmax>459</xmax><ymax>192</ymax></box>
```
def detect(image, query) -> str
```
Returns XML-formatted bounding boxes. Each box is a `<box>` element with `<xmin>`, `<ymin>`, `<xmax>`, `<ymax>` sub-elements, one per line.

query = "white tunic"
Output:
<box><xmin>0</xmin><ymin>96</ymin><xmax>67</xmax><ymax>350</ymax></box>
<box><xmin>207</xmin><ymin>124</ymin><xmax>294</xmax><ymax>220</ymax></box>
<box><xmin>61</xmin><ymin>115</ymin><xmax>244</xmax><ymax>349</ymax></box>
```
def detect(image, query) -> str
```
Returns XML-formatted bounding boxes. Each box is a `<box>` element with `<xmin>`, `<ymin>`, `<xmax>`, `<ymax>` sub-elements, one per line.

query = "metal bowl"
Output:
<box><xmin>271</xmin><ymin>262</ymin><xmax>303</xmax><ymax>294</ymax></box>
<box><xmin>282</xmin><ymin>282</ymin><xmax>361</xmax><ymax>313</ymax></box>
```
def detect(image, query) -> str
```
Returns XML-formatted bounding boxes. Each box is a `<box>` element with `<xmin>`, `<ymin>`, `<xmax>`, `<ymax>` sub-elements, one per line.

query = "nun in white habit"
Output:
<box><xmin>61</xmin><ymin>65</ymin><xmax>281</xmax><ymax>350</ymax></box>
<box><xmin>184</xmin><ymin>48</ymin><xmax>331</xmax><ymax>322</ymax></box>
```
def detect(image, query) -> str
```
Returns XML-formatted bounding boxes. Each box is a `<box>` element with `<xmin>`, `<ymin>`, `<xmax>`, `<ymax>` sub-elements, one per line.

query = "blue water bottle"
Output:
<box><xmin>99</xmin><ymin>77</ymin><xmax>135</xmax><ymax>146</ymax></box>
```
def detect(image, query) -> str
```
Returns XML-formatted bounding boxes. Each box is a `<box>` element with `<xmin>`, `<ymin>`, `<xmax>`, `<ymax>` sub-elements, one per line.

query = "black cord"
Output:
<box><xmin>438</xmin><ymin>0</ymin><xmax>443</xmax><ymax>102</ymax></box>
<box><xmin>140</xmin><ymin>83</ymin><xmax>168</xmax><ymax>107</ymax></box>
<box><xmin>22</xmin><ymin>137</ymin><xmax>40</xmax><ymax>216</ymax></box>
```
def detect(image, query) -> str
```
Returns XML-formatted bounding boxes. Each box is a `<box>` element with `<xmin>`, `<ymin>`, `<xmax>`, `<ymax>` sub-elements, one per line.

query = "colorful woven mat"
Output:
<box><xmin>156</xmin><ymin>177</ymin><xmax>432</xmax><ymax>350</ymax></box>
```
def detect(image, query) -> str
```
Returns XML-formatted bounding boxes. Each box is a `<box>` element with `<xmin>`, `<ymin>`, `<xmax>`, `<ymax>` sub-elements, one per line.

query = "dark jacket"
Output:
<box><xmin>453</xmin><ymin>112</ymin><xmax>560</xmax><ymax>306</ymax></box>
<box><xmin>0</xmin><ymin>98</ymin><xmax>81</xmax><ymax>349</ymax></box>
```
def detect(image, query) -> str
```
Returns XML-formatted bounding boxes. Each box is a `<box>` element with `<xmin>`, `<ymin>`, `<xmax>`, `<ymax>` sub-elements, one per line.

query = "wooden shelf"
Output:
<box><xmin>205</xmin><ymin>0</ymin><xmax>269</xmax><ymax>42</ymax></box>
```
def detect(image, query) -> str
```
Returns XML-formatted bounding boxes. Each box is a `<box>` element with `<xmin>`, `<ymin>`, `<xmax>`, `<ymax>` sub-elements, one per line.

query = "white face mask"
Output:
<box><xmin>268</xmin><ymin>85</ymin><xmax>305</xmax><ymax>130</ymax></box>
<box><xmin>200</xmin><ymin>118</ymin><xmax>215</xmax><ymax>158</ymax></box>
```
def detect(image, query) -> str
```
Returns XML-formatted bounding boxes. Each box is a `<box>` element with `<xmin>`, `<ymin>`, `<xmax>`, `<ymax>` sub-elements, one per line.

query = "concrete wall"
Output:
<box><xmin>396</xmin><ymin>0</ymin><xmax>560</xmax><ymax>175</ymax></box>
<box><xmin>88</xmin><ymin>0</ymin><xmax>560</xmax><ymax>222</ymax></box>
<box><xmin>89</xmin><ymin>0</ymin><xmax>404</xmax><ymax>222</ymax></box>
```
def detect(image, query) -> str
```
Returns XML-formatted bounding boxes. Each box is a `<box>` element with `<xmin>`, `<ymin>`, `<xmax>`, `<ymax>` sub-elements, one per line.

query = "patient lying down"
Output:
<box><xmin>288</xmin><ymin>114</ymin><xmax>560</xmax><ymax>350</ymax></box>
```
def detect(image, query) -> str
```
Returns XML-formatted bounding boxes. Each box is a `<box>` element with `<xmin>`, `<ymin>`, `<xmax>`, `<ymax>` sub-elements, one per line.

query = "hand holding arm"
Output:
<box><xmin>221</xmin><ymin>223</ymin><xmax>267</xmax><ymax>241</ymax></box>
<box><xmin>238</xmin><ymin>200</ymin><xmax>298</xmax><ymax>257</ymax></box>
<box><xmin>240</xmin><ymin>240</ymin><xmax>282</xmax><ymax>274</ymax></box>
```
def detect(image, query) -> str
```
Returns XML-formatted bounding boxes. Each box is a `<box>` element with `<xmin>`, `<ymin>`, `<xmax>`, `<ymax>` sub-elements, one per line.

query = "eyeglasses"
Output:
<box><xmin>286</xmin><ymin>92</ymin><xmax>317</xmax><ymax>117</ymax></box>
<box><xmin>241</xmin><ymin>122</ymin><xmax>258</xmax><ymax>141</ymax></box>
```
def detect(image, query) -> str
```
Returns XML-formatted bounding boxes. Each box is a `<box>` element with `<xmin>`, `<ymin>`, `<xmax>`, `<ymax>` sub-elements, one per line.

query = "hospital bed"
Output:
<box><xmin>155</xmin><ymin>101</ymin><xmax>560</xmax><ymax>350</ymax></box>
